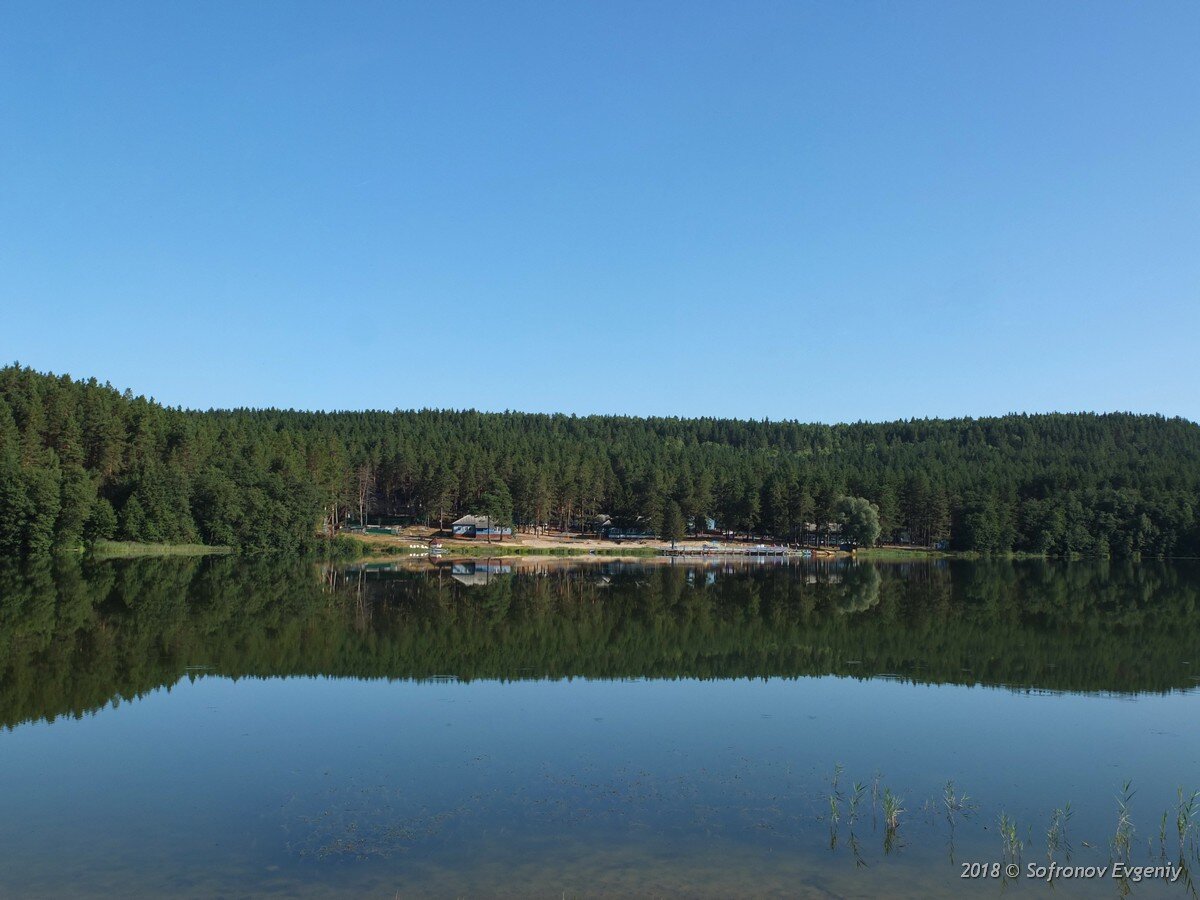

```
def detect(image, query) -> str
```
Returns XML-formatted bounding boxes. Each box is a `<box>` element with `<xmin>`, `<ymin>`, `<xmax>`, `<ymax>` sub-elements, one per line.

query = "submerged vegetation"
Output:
<box><xmin>284</xmin><ymin>760</ymin><xmax>1200</xmax><ymax>886</ymax></box>
<box><xmin>821</xmin><ymin>770</ymin><xmax>1199</xmax><ymax>889</ymax></box>
<box><xmin>3</xmin><ymin>364</ymin><xmax>1200</xmax><ymax>559</ymax></box>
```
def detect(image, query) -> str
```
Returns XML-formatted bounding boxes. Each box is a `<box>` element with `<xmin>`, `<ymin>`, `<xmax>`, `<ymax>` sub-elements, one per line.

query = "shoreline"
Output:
<box><xmin>345</xmin><ymin>527</ymin><xmax>851</xmax><ymax>562</ymax></box>
<box><xmin>89</xmin><ymin>540</ymin><xmax>234</xmax><ymax>559</ymax></box>
<box><xmin>61</xmin><ymin>534</ymin><xmax>1189</xmax><ymax>563</ymax></box>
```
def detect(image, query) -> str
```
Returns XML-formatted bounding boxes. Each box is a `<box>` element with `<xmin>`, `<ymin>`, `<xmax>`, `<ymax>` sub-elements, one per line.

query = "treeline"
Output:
<box><xmin>2</xmin><ymin>364</ymin><xmax>1199</xmax><ymax>556</ymax></box>
<box><xmin>4</xmin><ymin>556</ymin><xmax>1200</xmax><ymax>727</ymax></box>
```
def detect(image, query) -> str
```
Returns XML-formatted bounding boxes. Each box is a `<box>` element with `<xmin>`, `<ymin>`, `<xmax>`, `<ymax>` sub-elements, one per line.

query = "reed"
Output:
<box><xmin>828</xmin><ymin>764</ymin><xmax>844</xmax><ymax>826</ymax></box>
<box><xmin>1113</xmin><ymin>780</ymin><xmax>1136</xmax><ymax>862</ymax></box>
<box><xmin>1046</xmin><ymin>803</ymin><xmax>1073</xmax><ymax>861</ymax></box>
<box><xmin>1178</xmin><ymin>788</ymin><xmax>1199</xmax><ymax>858</ymax></box>
<box><xmin>999</xmin><ymin>813</ymin><xmax>1021</xmax><ymax>863</ymax></box>
<box><xmin>849</xmin><ymin>782</ymin><xmax>867</xmax><ymax>826</ymax></box>
<box><xmin>943</xmin><ymin>780</ymin><xmax>974</xmax><ymax>827</ymax></box>
<box><xmin>882</xmin><ymin>789</ymin><xmax>903</xmax><ymax>831</ymax></box>
<box><xmin>882</xmin><ymin>788</ymin><xmax>903</xmax><ymax>855</ymax></box>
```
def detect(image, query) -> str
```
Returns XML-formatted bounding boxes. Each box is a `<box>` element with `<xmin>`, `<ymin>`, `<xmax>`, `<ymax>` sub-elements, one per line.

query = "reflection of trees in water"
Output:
<box><xmin>831</xmin><ymin>565</ymin><xmax>881</xmax><ymax>614</ymax></box>
<box><xmin>2</xmin><ymin>556</ymin><xmax>1200</xmax><ymax>728</ymax></box>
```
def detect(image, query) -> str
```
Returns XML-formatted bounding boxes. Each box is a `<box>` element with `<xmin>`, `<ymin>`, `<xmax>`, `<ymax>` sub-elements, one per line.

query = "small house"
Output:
<box><xmin>602</xmin><ymin>526</ymin><xmax>655</xmax><ymax>540</ymax></box>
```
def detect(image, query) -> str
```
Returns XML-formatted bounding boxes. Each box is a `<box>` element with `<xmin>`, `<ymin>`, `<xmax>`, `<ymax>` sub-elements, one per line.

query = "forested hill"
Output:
<box><xmin>1</xmin><ymin>364</ymin><xmax>1198</xmax><ymax>557</ymax></box>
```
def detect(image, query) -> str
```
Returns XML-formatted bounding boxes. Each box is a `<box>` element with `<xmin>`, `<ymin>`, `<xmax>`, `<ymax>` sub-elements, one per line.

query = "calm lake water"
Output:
<box><xmin>2</xmin><ymin>555</ymin><xmax>1199</xmax><ymax>898</ymax></box>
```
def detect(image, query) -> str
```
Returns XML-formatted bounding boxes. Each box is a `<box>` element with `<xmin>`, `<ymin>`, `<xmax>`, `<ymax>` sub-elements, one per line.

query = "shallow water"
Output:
<box><xmin>1</xmin><ymin>556</ymin><xmax>1198</xmax><ymax>897</ymax></box>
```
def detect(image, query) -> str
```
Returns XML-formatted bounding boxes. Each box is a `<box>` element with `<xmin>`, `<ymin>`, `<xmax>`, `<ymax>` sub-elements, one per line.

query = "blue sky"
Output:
<box><xmin>2</xmin><ymin>1</ymin><xmax>1197</xmax><ymax>421</ymax></box>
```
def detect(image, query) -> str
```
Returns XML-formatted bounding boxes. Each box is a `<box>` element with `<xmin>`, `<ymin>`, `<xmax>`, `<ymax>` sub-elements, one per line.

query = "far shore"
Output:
<box><xmin>341</xmin><ymin>526</ymin><xmax>938</xmax><ymax>561</ymax></box>
<box><xmin>66</xmin><ymin>532</ymin><xmax>1165</xmax><ymax>563</ymax></box>
<box><xmin>75</xmin><ymin>528</ymin><xmax>967</xmax><ymax>562</ymax></box>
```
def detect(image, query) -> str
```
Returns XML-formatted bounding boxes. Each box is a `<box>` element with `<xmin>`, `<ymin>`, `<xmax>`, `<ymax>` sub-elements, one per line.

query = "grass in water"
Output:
<box><xmin>1178</xmin><ymin>788</ymin><xmax>1200</xmax><ymax>859</ymax></box>
<box><xmin>1047</xmin><ymin>803</ymin><xmax>1074</xmax><ymax>861</ymax></box>
<box><xmin>882</xmin><ymin>789</ymin><xmax>902</xmax><ymax>830</ymax></box>
<box><xmin>999</xmin><ymin>813</ymin><xmax>1021</xmax><ymax>864</ymax></box>
<box><xmin>849</xmin><ymin>782</ymin><xmax>867</xmax><ymax>827</ymax></box>
<box><xmin>943</xmin><ymin>780</ymin><xmax>975</xmax><ymax>828</ymax></box>
<box><xmin>1113</xmin><ymin>780</ymin><xmax>1136</xmax><ymax>862</ymax></box>
<box><xmin>828</xmin><ymin>764</ymin><xmax>844</xmax><ymax>826</ymax></box>
<box><xmin>881</xmin><ymin>788</ymin><xmax>903</xmax><ymax>854</ymax></box>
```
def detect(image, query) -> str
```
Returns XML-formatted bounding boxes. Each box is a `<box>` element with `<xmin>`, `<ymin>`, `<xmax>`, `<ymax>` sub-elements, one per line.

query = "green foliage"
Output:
<box><xmin>482</xmin><ymin>477</ymin><xmax>513</xmax><ymax>527</ymax></box>
<box><xmin>835</xmin><ymin>496</ymin><xmax>881</xmax><ymax>547</ymax></box>
<box><xmin>317</xmin><ymin>535</ymin><xmax>368</xmax><ymax>561</ymax></box>
<box><xmin>0</xmin><ymin>452</ymin><xmax>28</xmax><ymax>556</ymax></box>
<box><xmin>89</xmin><ymin>540</ymin><xmax>228</xmax><ymax>558</ymax></box>
<box><xmin>22</xmin><ymin>463</ymin><xmax>61</xmax><ymax>555</ymax></box>
<box><xmin>999</xmin><ymin>812</ymin><xmax>1021</xmax><ymax>863</ymax></box>
<box><xmin>2</xmin><ymin>364</ymin><xmax>1200</xmax><ymax>558</ymax></box>
<box><xmin>55</xmin><ymin>465</ymin><xmax>95</xmax><ymax>549</ymax></box>
<box><xmin>661</xmin><ymin>499</ymin><xmax>685</xmax><ymax>542</ymax></box>
<box><xmin>118</xmin><ymin>495</ymin><xmax>149</xmax><ymax>542</ymax></box>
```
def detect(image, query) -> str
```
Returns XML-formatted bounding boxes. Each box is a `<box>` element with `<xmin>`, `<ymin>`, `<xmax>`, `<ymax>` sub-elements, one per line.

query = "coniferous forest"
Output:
<box><xmin>1</xmin><ymin>364</ymin><xmax>1198</xmax><ymax>558</ymax></box>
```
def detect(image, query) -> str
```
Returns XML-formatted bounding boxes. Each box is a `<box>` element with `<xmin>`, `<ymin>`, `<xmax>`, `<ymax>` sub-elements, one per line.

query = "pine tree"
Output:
<box><xmin>119</xmin><ymin>495</ymin><xmax>149</xmax><ymax>542</ymax></box>
<box><xmin>84</xmin><ymin>497</ymin><xmax>118</xmax><ymax>543</ymax></box>
<box><xmin>481</xmin><ymin>477</ymin><xmax>513</xmax><ymax>543</ymax></box>
<box><xmin>23</xmin><ymin>463</ymin><xmax>61</xmax><ymax>554</ymax></box>
<box><xmin>661</xmin><ymin>499</ymin><xmax>685</xmax><ymax>545</ymax></box>
<box><xmin>55</xmin><ymin>464</ymin><xmax>95</xmax><ymax>549</ymax></box>
<box><xmin>0</xmin><ymin>452</ymin><xmax>27</xmax><ymax>556</ymax></box>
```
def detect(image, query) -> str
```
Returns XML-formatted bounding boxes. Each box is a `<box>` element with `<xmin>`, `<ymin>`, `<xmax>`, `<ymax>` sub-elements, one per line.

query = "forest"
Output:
<box><xmin>1</xmin><ymin>364</ymin><xmax>1199</xmax><ymax>557</ymax></box>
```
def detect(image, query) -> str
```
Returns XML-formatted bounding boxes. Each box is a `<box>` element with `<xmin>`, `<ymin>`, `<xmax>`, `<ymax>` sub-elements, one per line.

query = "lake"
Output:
<box><xmin>1</xmin><ymin>555</ymin><xmax>1198</xmax><ymax>898</ymax></box>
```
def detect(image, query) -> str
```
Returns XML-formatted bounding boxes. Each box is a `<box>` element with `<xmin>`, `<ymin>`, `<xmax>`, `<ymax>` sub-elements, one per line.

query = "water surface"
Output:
<box><xmin>2</xmin><ymin>556</ymin><xmax>1198</xmax><ymax>897</ymax></box>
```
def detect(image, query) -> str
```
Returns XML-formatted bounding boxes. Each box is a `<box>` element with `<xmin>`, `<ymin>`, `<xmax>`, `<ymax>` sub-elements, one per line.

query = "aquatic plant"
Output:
<box><xmin>999</xmin><ymin>813</ymin><xmax>1021</xmax><ymax>864</ymax></box>
<box><xmin>881</xmin><ymin>788</ymin><xmax>904</xmax><ymax>855</ymax></box>
<box><xmin>849</xmin><ymin>782</ymin><xmax>867</xmax><ymax>826</ymax></box>
<box><xmin>881</xmin><ymin>785</ymin><xmax>903</xmax><ymax>855</ymax></box>
<box><xmin>882</xmin><ymin>788</ymin><xmax>902</xmax><ymax>831</ymax></box>
<box><xmin>1112</xmin><ymin>780</ymin><xmax>1136</xmax><ymax>862</ymax></box>
<box><xmin>943</xmin><ymin>780</ymin><xmax>974</xmax><ymax>827</ymax></box>
<box><xmin>1046</xmin><ymin>803</ymin><xmax>1073</xmax><ymax>861</ymax></box>
<box><xmin>1178</xmin><ymin>788</ymin><xmax>1199</xmax><ymax>858</ymax></box>
<box><xmin>827</xmin><ymin>763</ymin><xmax>844</xmax><ymax>826</ymax></box>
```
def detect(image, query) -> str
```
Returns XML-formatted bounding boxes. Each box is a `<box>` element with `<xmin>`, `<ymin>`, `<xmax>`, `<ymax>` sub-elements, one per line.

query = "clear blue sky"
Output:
<box><xmin>2</xmin><ymin>1</ymin><xmax>1197</xmax><ymax>422</ymax></box>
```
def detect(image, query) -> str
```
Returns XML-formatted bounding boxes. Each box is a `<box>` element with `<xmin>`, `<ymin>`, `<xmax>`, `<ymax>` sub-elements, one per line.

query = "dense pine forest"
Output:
<box><xmin>1</xmin><ymin>364</ymin><xmax>1198</xmax><ymax>558</ymax></box>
